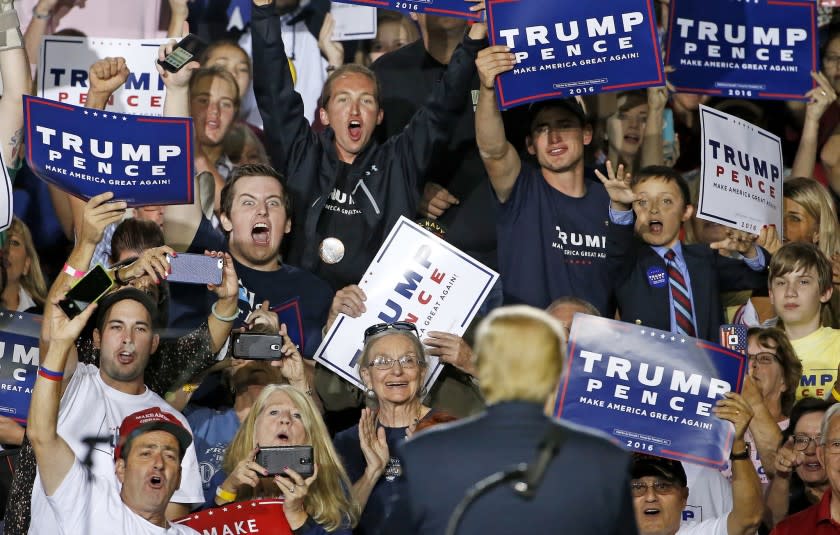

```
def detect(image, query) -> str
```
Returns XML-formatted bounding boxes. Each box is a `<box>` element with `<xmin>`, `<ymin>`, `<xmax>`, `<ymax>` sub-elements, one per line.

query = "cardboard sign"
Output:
<box><xmin>0</xmin><ymin>311</ymin><xmax>42</xmax><ymax>424</ymax></box>
<box><xmin>665</xmin><ymin>0</ymin><xmax>817</xmax><ymax>100</ymax></box>
<box><xmin>332</xmin><ymin>0</ymin><xmax>482</xmax><ymax>21</ymax></box>
<box><xmin>554</xmin><ymin>314</ymin><xmax>746</xmax><ymax>469</ymax></box>
<box><xmin>24</xmin><ymin>95</ymin><xmax>194</xmax><ymax>207</ymax></box>
<box><xmin>0</xmin><ymin>146</ymin><xmax>13</xmax><ymax>232</ymax></box>
<box><xmin>175</xmin><ymin>499</ymin><xmax>292</xmax><ymax>535</ymax></box>
<box><xmin>697</xmin><ymin>104</ymin><xmax>783</xmax><ymax>233</ymax></box>
<box><xmin>39</xmin><ymin>36</ymin><xmax>168</xmax><ymax>115</ymax></box>
<box><xmin>332</xmin><ymin>3</ymin><xmax>378</xmax><ymax>41</ymax></box>
<box><xmin>314</xmin><ymin>217</ymin><xmax>498</xmax><ymax>393</ymax></box>
<box><xmin>487</xmin><ymin>0</ymin><xmax>664</xmax><ymax>109</ymax></box>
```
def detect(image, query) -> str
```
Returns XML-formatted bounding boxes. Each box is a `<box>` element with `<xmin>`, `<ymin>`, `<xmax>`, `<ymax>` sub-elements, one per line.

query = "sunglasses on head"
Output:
<box><xmin>363</xmin><ymin>321</ymin><xmax>419</xmax><ymax>342</ymax></box>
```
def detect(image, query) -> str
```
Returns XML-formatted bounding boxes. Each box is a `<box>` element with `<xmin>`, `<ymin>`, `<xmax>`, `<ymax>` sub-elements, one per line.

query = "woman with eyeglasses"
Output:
<box><xmin>725</xmin><ymin>328</ymin><xmax>802</xmax><ymax>493</ymax></box>
<box><xmin>765</xmin><ymin>397</ymin><xmax>832</xmax><ymax>527</ymax></box>
<box><xmin>332</xmin><ymin>321</ymin><xmax>446</xmax><ymax>535</ymax></box>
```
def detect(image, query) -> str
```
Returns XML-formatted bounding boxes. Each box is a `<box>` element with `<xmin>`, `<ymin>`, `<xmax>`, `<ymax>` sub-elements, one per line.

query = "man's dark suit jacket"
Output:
<box><xmin>608</xmin><ymin>222</ymin><xmax>769</xmax><ymax>342</ymax></box>
<box><xmin>390</xmin><ymin>401</ymin><xmax>638</xmax><ymax>535</ymax></box>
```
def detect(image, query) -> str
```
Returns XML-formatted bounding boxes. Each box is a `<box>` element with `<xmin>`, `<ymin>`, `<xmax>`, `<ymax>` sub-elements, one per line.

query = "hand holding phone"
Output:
<box><xmin>232</xmin><ymin>333</ymin><xmax>284</xmax><ymax>360</ymax></box>
<box><xmin>166</xmin><ymin>253</ymin><xmax>223</xmax><ymax>285</ymax></box>
<box><xmin>256</xmin><ymin>446</ymin><xmax>314</xmax><ymax>478</ymax></box>
<box><xmin>58</xmin><ymin>265</ymin><xmax>114</xmax><ymax>319</ymax></box>
<box><xmin>157</xmin><ymin>33</ymin><xmax>207</xmax><ymax>73</ymax></box>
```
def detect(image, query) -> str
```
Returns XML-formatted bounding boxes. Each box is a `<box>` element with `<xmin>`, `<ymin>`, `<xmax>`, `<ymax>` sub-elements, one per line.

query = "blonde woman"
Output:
<box><xmin>217</xmin><ymin>384</ymin><xmax>358</xmax><ymax>533</ymax></box>
<box><xmin>1</xmin><ymin>217</ymin><xmax>48</xmax><ymax>313</ymax></box>
<box><xmin>782</xmin><ymin>177</ymin><xmax>840</xmax><ymax>258</ymax></box>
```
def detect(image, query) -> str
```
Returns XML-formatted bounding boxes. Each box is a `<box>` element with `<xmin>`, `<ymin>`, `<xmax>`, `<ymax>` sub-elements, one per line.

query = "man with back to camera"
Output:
<box><xmin>392</xmin><ymin>305</ymin><xmax>635</xmax><ymax>533</ymax></box>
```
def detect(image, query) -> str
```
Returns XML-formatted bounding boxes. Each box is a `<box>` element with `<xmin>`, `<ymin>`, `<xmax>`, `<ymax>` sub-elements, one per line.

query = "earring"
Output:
<box><xmin>365</xmin><ymin>386</ymin><xmax>376</xmax><ymax>400</ymax></box>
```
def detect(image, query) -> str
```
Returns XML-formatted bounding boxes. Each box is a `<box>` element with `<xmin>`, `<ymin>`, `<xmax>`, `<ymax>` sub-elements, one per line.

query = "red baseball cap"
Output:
<box><xmin>114</xmin><ymin>407</ymin><xmax>192</xmax><ymax>461</ymax></box>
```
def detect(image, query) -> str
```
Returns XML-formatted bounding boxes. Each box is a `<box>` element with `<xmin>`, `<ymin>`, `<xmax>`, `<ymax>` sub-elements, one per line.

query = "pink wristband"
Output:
<box><xmin>62</xmin><ymin>263</ymin><xmax>85</xmax><ymax>279</ymax></box>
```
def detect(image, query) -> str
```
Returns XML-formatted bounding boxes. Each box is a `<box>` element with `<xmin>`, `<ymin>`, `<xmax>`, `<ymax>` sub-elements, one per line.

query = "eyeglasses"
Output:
<box><xmin>630</xmin><ymin>480</ymin><xmax>678</xmax><ymax>497</ymax></box>
<box><xmin>793</xmin><ymin>434</ymin><xmax>822</xmax><ymax>451</ymax></box>
<box><xmin>363</xmin><ymin>321</ymin><xmax>418</xmax><ymax>342</ymax></box>
<box><xmin>368</xmin><ymin>354</ymin><xmax>423</xmax><ymax>370</ymax></box>
<box><xmin>747</xmin><ymin>352</ymin><xmax>779</xmax><ymax>366</ymax></box>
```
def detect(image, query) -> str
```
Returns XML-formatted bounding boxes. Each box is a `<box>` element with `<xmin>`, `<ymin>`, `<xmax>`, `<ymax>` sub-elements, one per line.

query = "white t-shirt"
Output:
<box><xmin>47</xmin><ymin>458</ymin><xmax>199</xmax><ymax>535</ymax></box>
<box><xmin>677</xmin><ymin>515</ymin><xmax>728</xmax><ymax>535</ymax></box>
<box><xmin>29</xmin><ymin>364</ymin><xmax>204</xmax><ymax>534</ymax></box>
<box><xmin>683</xmin><ymin>463</ymin><xmax>733</xmax><ymax>525</ymax></box>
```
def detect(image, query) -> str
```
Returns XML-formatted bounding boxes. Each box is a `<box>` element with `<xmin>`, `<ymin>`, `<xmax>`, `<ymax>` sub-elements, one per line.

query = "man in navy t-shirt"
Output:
<box><xmin>474</xmin><ymin>47</ymin><xmax>612</xmax><ymax>314</ymax></box>
<box><xmin>164</xmin><ymin>163</ymin><xmax>332</xmax><ymax>357</ymax></box>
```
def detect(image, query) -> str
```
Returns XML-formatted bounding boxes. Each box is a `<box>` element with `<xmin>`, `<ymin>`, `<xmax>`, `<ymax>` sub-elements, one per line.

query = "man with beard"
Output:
<box><xmin>27</xmin><ymin>288</ymin><xmax>204</xmax><ymax>534</ymax></box>
<box><xmin>474</xmin><ymin>47</ymin><xmax>612</xmax><ymax>314</ymax></box>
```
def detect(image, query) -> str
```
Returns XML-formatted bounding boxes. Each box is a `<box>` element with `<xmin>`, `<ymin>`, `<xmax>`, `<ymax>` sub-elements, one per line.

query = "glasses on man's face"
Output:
<box><xmin>363</xmin><ymin>321</ymin><xmax>418</xmax><ymax>342</ymax></box>
<box><xmin>630</xmin><ymin>480</ymin><xmax>678</xmax><ymax>497</ymax></box>
<box><xmin>368</xmin><ymin>354</ymin><xmax>423</xmax><ymax>371</ymax></box>
<box><xmin>824</xmin><ymin>55</ymin><xmax>840</xmax><ymax>68</ymax></box>
<box><xmin>747</xmin><ymin>352</ymin><xmax>778</xmax><ymax>366</ymax></box>
<box><xmin>793</xmin><ymin>434</ymin><xmax>822</xmax><ymax>451</ymax></box>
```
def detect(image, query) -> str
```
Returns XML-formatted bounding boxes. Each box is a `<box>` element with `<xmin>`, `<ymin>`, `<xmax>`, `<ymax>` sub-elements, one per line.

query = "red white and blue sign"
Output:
<box><xmin>333</xmin><ymin>0</ymin><xmax>481</xmax><ymax>20</ymax></box>
<box><xmin>23</xmin><ymin>95</ymin><xmax>194</xmax><ymax>207</ymax></box>
<box><xmin>487</xmin><ymin>0</ymin><xmax>664</xmax><ymax>110</ymax></box>
<box><xmin>554</xmin><ymin>314</ymin><xmax>746</xmax><ymax>469</ymax></box>
<box><xmin>0</xmin><ymin>311</ymin><xmax>42</xmax><ymax>424</ymax></box>
<box><xmin>665</xmin><ymin>0</ymin><xmax>817</xmax><ymax>100</ymax></box>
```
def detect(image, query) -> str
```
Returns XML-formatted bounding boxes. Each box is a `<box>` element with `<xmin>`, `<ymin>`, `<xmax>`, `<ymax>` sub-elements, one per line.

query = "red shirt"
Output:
<box><xmin>772</xmin><ymin>489</ymin><xmax>840</xmax><ymax>535</ymax></box>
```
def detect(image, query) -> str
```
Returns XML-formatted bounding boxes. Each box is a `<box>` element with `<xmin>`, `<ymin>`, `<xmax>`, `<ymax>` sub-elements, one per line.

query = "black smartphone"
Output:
<box><xmin>232</xmin><ymin>333</ymin><xmax>284</xmax><ymax>360</ymax></box>
<box><xmin>58</xmin><ymin>264</ymin><xmax>114</xmax><ymax>319</ymax></box>
<box><xmin>166</xmin><ymin>253</ymin><xmax>223</xmax><ymax>285</ymax></box>
<box><xmin>256</xmin><ymin>446</ymin><xmax>314</xmax><ymax>478</ymax></box>
<box><xmin>157</xmin><ymin>33</ymin><xmax>207</xmax><ymax>73</ymax></box>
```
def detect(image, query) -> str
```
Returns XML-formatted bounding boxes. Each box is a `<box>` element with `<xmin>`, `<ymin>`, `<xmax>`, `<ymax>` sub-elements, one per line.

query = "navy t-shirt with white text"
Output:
<box><xmin>496</xmin><ymin>164</ymin><xmax>613</xmax><ymax>315</ymax></box>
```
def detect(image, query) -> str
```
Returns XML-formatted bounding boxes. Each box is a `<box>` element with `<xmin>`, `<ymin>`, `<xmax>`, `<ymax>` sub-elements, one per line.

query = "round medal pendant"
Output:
<box><xmin>319</xmin><ymin>237</ymin><xmax>345</xmax><ymax>264</ymax></box>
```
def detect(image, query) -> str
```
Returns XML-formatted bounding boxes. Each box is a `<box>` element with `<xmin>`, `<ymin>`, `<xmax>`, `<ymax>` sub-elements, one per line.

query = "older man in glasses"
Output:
<box><xmin>772</xmin><ymin>403</ymin><xmax>840</xmax><ymax>534</ymax></box>
<box><xmin>633</xmin><ymin>392</ymin><xmax>762</xmax><ymax>535</ymax></box>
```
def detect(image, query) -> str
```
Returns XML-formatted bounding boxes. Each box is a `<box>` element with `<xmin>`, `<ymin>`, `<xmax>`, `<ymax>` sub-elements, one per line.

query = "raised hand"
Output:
<box><xmin>709</xmin><ymin>229</ymin><xmax>760</xmax><ymax>258</ymax></box>
<box><xmin>475</xmin><ymin>46</ymin><xmax>516</xmax><ymax>90</ymax></box>
<box><xmin>88</xmin><ymin>56</ymin><xmax>129</xmax><ymax>101</ymax></box>
<box><xmin>424</xmin><ymin>331</ymin><xmax>475</xmax><ymax>376</ymax></box>
<box><xmin>317</xmin><ymin>13</ymin><xmax>344</xmax><ymax>68</ymax></box>
<box><xmin>595</xmin><ymin>160</ymin><xmax>637</xmax><ymax>210</ymax></box>
<box><xmin>756</xmin><ymin>224</ymin><xmax>781</xmax><ymax>255</ymax></box>
<box><xmin>79</xmin><ymin>192</ymin><xmax>127</xmax><ymax>247</ymax></box>
<box><xmin>358</xmin><ymin>407</ymin><xmax>389</xmax><ymax>480</ymax></box>
<box><xmin>326</xmin><ymin>285</ymin><xmax>366</xmax><ymax>332</ymax></box>
<box><xmin>156</xmin><ymin>22</ymin><xmax>200</xmax><ymax>90</ymax></box>
<box><xmin>713</xmin><ymin>392</ymin><xmax>754</xmax><ymax>441</ymax></box>
<box><xmin>419</xmin><ymin>182</ymin><xmax>459</xmax><ymax>220</ymax></box>
<box><xmin>773</xmin><ymin>436</ymin><xmax>804</xmax><ymax>478</ymax></box>
<box><xmin>804</xmin><ymin>71</ymin><xmax>837</xmax><ymax>124</ymax></box>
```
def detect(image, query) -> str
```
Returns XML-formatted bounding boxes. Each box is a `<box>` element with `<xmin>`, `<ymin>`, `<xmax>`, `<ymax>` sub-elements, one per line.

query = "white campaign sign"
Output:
<box><xmin>698</xmin><ymin>104</ymin><xmax>783</xmax><ymax>234</ymax></box>
<box><xmin>39</xmin><ymin>36</ymin><xmax>167</xmax><ymax>115</ymax></box>
<box><xmin>314</xmin><ymin>217</ymin><xmax>499</xmax><ymax>392</ymax></box>
<box><xmin>331</xmin><ymin>2</ymin><xmax>377</xmax><ymax>41</ymax></box>
<box><xmin>0</xmin><ymin>148</ymin><xmax>13</xmax><ymax>232</ymax></box>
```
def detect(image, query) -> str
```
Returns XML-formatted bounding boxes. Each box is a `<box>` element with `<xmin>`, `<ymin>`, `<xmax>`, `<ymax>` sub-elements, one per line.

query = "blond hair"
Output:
<box><xmin>784</xmin><ymin>177</ymin><xmax>840</xmax><ymax>258</ymax></box>
<box><xmin>8</xmin><ymin>218</ymin><xmax>47</xmax><ymax>307</ymax></box>
<box><xmin>474</xmin><ymin>305</ymin><xmax>567</xmax><ymax>404</ymax></box>
<box><xmin>223</xmin><ymin>384</ymin><xmax>359</xmax><ymax>530</ymax></box>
